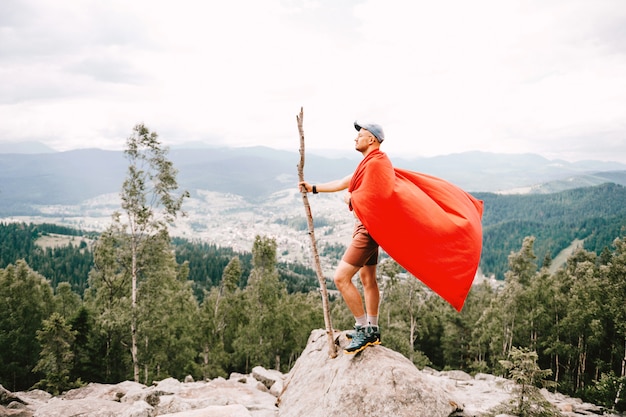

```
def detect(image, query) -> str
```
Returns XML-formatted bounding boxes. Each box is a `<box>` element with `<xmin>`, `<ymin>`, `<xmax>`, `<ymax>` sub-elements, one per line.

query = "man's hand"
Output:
<box><xmin>298</xmin><ymin>181</ymin><xmax>312</xmax><ymax>193</ymax></box>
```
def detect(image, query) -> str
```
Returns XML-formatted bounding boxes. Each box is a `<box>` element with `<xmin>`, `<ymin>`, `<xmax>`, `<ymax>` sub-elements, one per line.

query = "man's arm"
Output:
<box><xmin>299</xmin><ymin>174</ymin><xmax>352</xmax><ymax>194</ymax></box>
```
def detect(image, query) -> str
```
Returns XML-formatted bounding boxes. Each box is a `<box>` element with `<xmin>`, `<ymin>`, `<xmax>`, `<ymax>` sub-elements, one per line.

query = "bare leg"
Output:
<box><xmin>333</xmin><ymin>260</ymin><xmax>365</xmax><ymax>318</ymax></box>
<box><xmin>359</xmin><ymin>264</ymin><xmax>379</xmax><ymax>318</ymax></box>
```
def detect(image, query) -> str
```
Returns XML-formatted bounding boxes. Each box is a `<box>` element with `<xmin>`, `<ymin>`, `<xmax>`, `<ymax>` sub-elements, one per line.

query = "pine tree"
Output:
<box><xmin>380</xmin><ymin>264</ymin><xmax>431</xmax><ymax>365</ymax></box>
<box><xmin>135</xmin><ymin>236</ymin><xmax>199</xmax><ymax>383</ymax></box>
<box><xmin>236</xmin><ymin>236</ymin><xmax>288</xmax><ymax>371</ymax></box>
<box><xmin>498</xmin><ymin>347</ymin><xmax>558</xmax><ymax>417</ymax></box>
<box><xmin>33</xmin><ymin>312</ymin><xmax>76</xmax><ymax>395</ymax></box>
<box><xmin>54</xmin><ymin>282</ymin><xmax>82</xmax><ymax>321</ymax></box>
<box><xmin>606</xmin><ymin>238</ymin><xmax>626</xmax><ymax>411</ymax></box>
<box><xmin>0</xmin><ymin>261</ymin><xmax>54</xmax><ymax>391</ymax></box>
<box><xmin>559</xmin><ymin>248</ymin><xmax>605</xmax><ymax>391</ymax></box>
<box><xmin>84</xmin><ymin>224</ymin><xmax>133</xmax><ymax>382</ymax></box>
<box><xmin>198</xmin><ymin>257</ymin><xmax>243</xmax><ymax>379</ymax></box>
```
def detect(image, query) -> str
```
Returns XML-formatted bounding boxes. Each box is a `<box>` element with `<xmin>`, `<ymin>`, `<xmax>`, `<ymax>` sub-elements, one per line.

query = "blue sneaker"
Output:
<box><xmin>344</xmin><ymin>325</ymin><xmax>381</xmax><ymax>354</ymax></box>
<box><xmin>346</xmin><ymin>324</ymin><xmax>381</xmax><ymax>340</ymax></box>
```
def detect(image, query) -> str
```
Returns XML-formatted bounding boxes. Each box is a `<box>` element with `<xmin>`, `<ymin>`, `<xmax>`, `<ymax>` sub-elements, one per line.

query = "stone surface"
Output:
<box><xmin>278</xmin><ymin>329</ymin><xmax>456</xmax><ymax>417</ymax></box>
<box><xmin>251</xmin><ymin>367</ymin><xmax>283</xmax><ymax>390</ymax></box>
<box><xmin>0</xmin><ymin>386</ymin><xmax>19</xmax><ymax>406</ymax></box>
<box><xmin>160</xmin><ymin>404</ymin><xmax>251</xmax><ymax>417</ymax></box>
<box><xmin>1</xmin><ymin>330</ymin><xmax>621</xmax><ymax>417</ymax></box>
<box><xmin>0</xmin><ymin>408</ymin><xmax>33</xmax><ymax>417</ymax></box>
<box><xmin>64</xmin><ymin>381</ymin><xmax>146</xmax><ymax>402</ymax></box>
<box><xmin>33</xmin><ymin>397</ymin><xmax>133</xmax><ymax>417</ymax></box>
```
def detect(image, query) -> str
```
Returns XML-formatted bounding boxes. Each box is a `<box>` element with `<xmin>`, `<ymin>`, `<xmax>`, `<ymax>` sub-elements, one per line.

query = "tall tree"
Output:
<box><xmin>53</xmin><ymin>282</ymin><xmax>82</xmax><ymax>321</ymax></box>
<box><xmin>135</xmin><ymin>236</ymin><xmax>199</xmax><ymax>383</ymax></box>
<box><xmin>84</xmin><ymin>224</ymin><xmax>133</xmax><ymax>382</ymax></box>
<box><xmin>96</xmin><ymin>124</ymin><xmax>189</xmax><ymax>382</ymax></box>
<box><xmin>198</xmin><ymin>257</ymin><xmax>243</xmax><ymax>379</ymax></box>
<box><xmin>501</xmin><ymin>236</ymin><xmax>538</xmax><ymax>355</ymax></box>
<box><xmin>0</xmin><ymin>261</ymin><xmax>54</xmax><ymax>391</ymax></box>
<box><xmin>560</xmin><ymin>250</ymin><xmax>605</xmax><ymax>391</ymax></box>
<box><xmin>32</xmin><ymin>312</ymin><xmax>76</xmax><ymax>395</ymax></box>
<box><xmin>606</xmin><ymin>238</ymin><xmax>626</xmax><ymax>381</ymax></box>
<box><xmin>381</xmin><ymin>268</ymin><xmax>431</xmax><ymax>365</ymax></box>
<box><xmin>607</xmin><ymin>238</ymin><xmax>626</xmax><ymax>411</ymax></box>
<box><xmin>236</xmin><ymin>236</ymin><xmax>288</xmax><ymax>371</ymax></box>
<box><xmin>466</xmin><ymin>283</ymin><xmax>498</xmax><ymax>372</ymax></box>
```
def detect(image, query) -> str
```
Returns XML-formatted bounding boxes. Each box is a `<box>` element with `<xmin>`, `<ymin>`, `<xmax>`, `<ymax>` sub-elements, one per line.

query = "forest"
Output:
<box><xmin>2</xmin><ymin>228</ymin><xmax>626</xmax><ymax>411</ymax></box>
<box><xmin>2</xmin><ymin>184</ymin><xmax>625</xmax><ymax>293</ymax></box>
<box><xmin>1</xmin><ymin>124</ymin><xmax>625</xmax><ymax>412</ymax></box>
<box><xmin>475</xmin><ymin>183</ymin><xmax>626</xmax><ymax>279</ymax></box>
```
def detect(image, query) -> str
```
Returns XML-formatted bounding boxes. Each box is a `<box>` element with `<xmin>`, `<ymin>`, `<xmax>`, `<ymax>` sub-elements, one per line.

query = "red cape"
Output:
<box><xmin>349</xmin><ymin>149</ymin><xmax>484</xmax><ymax>311</ymax></box>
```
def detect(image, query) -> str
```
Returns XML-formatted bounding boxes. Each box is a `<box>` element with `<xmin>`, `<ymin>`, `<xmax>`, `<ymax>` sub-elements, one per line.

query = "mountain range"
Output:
<box><xmin>1</xmin><ymin>144</ymin><xmax>625</xmax><ymax>216</ymax></box>
<box><xmin>2</xmin><ymin>143</ymin><xmax>626</xmax><ymax>281</ymax></box>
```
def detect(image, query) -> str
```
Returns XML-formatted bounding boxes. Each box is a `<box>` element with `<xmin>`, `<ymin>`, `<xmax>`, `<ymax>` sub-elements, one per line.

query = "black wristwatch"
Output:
<box><xmin>312</xmin><ymin>185</ymin><xmax>318</xmax><ymax>194</ymax></box>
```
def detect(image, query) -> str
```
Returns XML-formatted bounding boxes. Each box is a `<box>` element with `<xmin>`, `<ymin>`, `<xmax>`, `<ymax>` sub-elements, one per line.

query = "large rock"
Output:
<box><xmin>63</xmin><ymin>381</ymin><xmax>147</xmax><ymax>402</ymax></box>
<box><xmin>0</xmin><ymin>385</ymin><xmax>21</xmax><ymax>406</ymax></box>
<box><xmin>0</xmin><ymin>405</ymin><xmax>33</xmax><ymax>417</ymax></box>
<box><xmin>2</xmin><ymin>332</ymin><xmax>620</xmax><ymax>417</ymax></box>
<box><xmin>151</xmin><ymin>377</ymin><xmax>278</xmax><ymax>416</ymax></box>
<box><xmin>277</xmin><ymin>329</ymin><xmax>457</xmax><ymax>417</ymax></box>
<box><xmin>32</xmin><ymin>397</ymin><xmax>140</xmax><ymax>417</ymax></box>
<box><xmin>11</xmin><ymin>390</ymin><xmax>51</xmax><ymax>407</ymax></box>
<box><xmin>159</xmin><ymin>404</ymin><xmax>252</xmax><ymax>416</ymax></box>
<box><xmin>420</xmin><ymin>368</ymin><xmax>514</xmax><ymax>416</ymax></box>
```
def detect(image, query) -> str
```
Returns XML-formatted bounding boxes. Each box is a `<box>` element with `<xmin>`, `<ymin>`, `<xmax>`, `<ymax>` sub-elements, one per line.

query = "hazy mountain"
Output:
<box><xmin>0</xmin><ymin>141</ymin><xmax>56</xmax><ymax>154</ymax></box>
<box><xmin>1</xmin><ymin>146</ymin><xmax>625</xmax><ymax>216</ymax></box>
<box><xmin>392</xmin><ymin>151</ymin><xmax>626</xmax><ymax>193</ymax></box>
<box><xmin>2</xmin><ymin>145</ymin><xmax>625</xmax><ymax>281</ymax></box>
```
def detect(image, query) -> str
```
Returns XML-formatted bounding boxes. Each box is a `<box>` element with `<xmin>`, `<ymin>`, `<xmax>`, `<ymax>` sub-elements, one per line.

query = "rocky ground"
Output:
<box><xmin>1</xmin><ymin>330</ymin><xmax>621</xmax><ymax>417</ymax></box>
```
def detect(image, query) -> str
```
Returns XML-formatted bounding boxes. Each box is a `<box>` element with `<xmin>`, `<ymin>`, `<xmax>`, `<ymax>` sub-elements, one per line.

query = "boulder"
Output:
<box><xmin>0</xmin><ymin>385</ymin><xmax>21</xmax><ymax>407</ymax></box>
<box><xmin>0</xmin><ymin>406</ymin><xmax>33</xmax><ymax>417</ymax></box>
<box><xmin>420</xmin><ymin>369</ymin><xmax>513</xmax><ymax>416</ymax></box>
<box><xmin>63</xmin><ymin>381</ymin><xmax>147</xmax><ymax>402</ymax></box>
<box><xmin>441</xmin><ymin>370</ymin><xmax>473</xmax><ymax>381</ymax></box>
<box><xmin>153</xmin><ymin>377</ymin><xmax>278</xmax><ymax>416</ymax></box>
<box><xmin>9</xmin><ymin>390</ymin><xmax>51</xmax><ymax>410</ymax></box>
<box><xmin>278</xmin><ymin>329</ymin><xmax>457</xmax><ymax>417</ymax></box>
<box><xmin>251</xmin><ymin>367</ymin><xmax>283</xmax><ymax>391</ymax></box>
<box><xmin>32</xmin><ymin>397</ymin><xmax>140</xmax><ymax>417</ymax></box>
<box><xmin>159</xmin><ymin>404</ymin><xmax>251</xmax><ymax>416</ymax></box>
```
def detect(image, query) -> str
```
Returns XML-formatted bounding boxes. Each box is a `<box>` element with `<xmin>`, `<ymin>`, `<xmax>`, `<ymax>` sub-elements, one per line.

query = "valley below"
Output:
<box><xmin>2</xmin><ymin>188</ymin><xmax>359</xmax><ymax>278</ymax></box>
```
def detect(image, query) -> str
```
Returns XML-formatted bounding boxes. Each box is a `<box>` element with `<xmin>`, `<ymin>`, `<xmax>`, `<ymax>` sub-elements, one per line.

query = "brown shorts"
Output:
<box><xmin>342</xmin><ymin>220</ymin><xmax>379</xmax><ymax>267</ymax></box>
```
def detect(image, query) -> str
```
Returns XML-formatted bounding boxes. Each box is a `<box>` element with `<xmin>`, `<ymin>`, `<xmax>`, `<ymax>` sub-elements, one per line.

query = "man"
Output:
<box><xmin>299</xmin><ymin>121</ymin><xmax>386</xmax><ymax>354</ymax></box>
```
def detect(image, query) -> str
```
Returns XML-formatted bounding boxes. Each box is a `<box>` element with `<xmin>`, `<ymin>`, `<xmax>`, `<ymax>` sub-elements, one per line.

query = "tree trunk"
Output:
<box><xmin>202</xmin><ymin>344</ymin><xmax>209</xmax><ymax>380</ymax></box>
<box><xmin>507</xmin><ymin>315</ymin><xmax>515</xmax><ymax>355</ymax></box>
<box><xmin>554</xmin><ymin>311</ymin><xmax>559</xmax><ymax>390</ymax></box>
<box><xmin>576</xmin><ymin>336</ymin><xmax>586</xmax><ymax>391</ymax></box>
<box><xmin>143</xmin><ymin>335</ymin><xmax>150</xmax><ymax>384</ymax></box>
<box><xmin>554</xmin><ymin>352</ymin><xmax>560</xmax><ymax>393</ymax></box>
<box><xmin>131</xmin><ymin>239</ymin><xmax>139</xmax><ymax>383</ymax></box>
<box><xmin>622</xmin><ymin>337</ymin><xmax>626</xmax><ymax>377</ymax></box>
<box><xmin>616</xmin><ymin>337</ymin><xmax>626</xmax><ymax>409</ymax></box>
<box><xmin>409</xmin><ymin>315</ymin><xmax>416</xmax><ymax>362</ymax></box>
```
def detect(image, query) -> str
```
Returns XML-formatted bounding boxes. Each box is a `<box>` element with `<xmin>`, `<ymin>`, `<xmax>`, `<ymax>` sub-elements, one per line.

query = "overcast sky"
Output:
<box><xmin>1</xmin><ymin>0</ymin><xmax>625</xmax><ymax>162</ymax></box>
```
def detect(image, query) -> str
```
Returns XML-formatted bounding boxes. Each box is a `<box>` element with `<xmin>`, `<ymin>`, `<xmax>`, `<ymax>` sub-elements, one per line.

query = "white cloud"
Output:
<box><xmin>1</xmin><ymin>0</ymin><xmax>625</xmax><ymax>162</ymax></box>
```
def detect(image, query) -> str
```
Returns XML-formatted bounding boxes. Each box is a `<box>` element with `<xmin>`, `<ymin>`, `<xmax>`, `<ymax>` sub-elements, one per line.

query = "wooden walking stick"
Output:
<box><xmin>296</xmin><ymin>107</ymin><xmax>338</xmax><ymax>358</ymax></box>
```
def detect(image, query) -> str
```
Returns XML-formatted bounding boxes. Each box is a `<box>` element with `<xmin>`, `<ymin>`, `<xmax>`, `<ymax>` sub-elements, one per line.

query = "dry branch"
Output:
<box><xmin>296</xmin><ymin>107</ymin><xmax>338</xmax><ymax>358</ymax></box>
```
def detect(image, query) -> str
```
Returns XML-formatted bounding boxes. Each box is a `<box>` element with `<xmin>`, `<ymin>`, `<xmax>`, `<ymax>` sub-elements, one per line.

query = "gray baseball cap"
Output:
<box><xmin>354</xmin><ymin>121</ymin><xmax>385</xmax><ymax>142</ymax></box>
